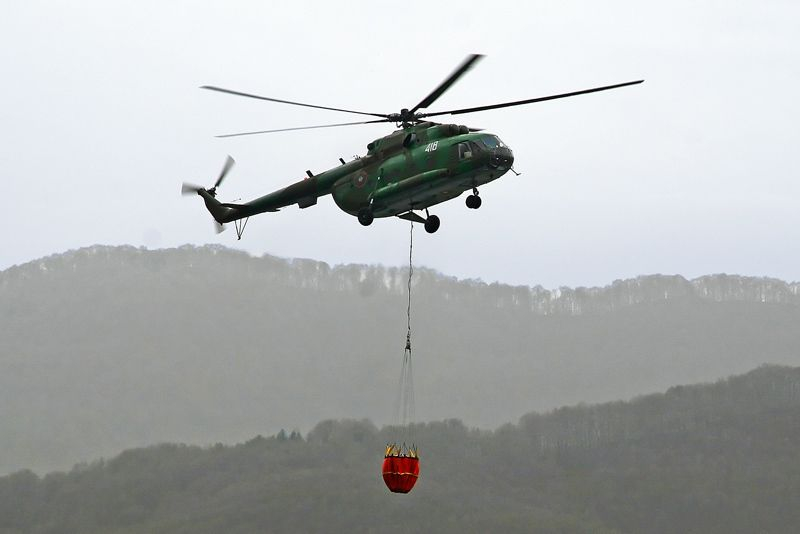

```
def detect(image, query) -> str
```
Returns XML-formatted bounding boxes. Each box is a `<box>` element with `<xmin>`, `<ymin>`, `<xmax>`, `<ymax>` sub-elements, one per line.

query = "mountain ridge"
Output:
<box><xmin>3</xmin><ymin>244</ymin><xmax>799</xmax><ymax>314</ymax></box>
<box><xmin>1</xmin><ymin>244</ymin><xmax>799</xmax><ymax>475</ymax></box>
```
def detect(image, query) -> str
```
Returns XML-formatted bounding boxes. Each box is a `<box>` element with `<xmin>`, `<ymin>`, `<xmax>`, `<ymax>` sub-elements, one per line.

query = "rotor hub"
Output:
<box><xmin>388</xmin><ymin>108</ymin><xmax>420</xmax><ymax>126</ymax></box>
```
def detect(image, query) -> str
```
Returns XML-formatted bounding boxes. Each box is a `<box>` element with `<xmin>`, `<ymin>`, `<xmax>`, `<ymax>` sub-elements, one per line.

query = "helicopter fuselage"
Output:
<box><xmin>331</xmin><ymin>122</ymin><xmax>513</xmax><ymax>218</ymax></box>
<box><xmin>207</xmin><ymin>122</ymin><xmax>514</xmax><ymax>228</ymax></box>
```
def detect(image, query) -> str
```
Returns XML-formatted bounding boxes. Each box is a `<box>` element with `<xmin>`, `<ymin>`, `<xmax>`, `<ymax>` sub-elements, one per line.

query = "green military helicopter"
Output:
<box><xmin>182</xmin><ymin>54</ymin><xmax>642</xmax><ymax>237</ymax></box>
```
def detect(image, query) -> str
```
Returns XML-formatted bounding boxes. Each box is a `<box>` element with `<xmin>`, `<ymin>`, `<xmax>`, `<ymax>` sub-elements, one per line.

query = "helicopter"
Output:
<box><xmin>182</xmin><ymin>54</ymin><xmax>642</xmax><ymax>237</ymax></box>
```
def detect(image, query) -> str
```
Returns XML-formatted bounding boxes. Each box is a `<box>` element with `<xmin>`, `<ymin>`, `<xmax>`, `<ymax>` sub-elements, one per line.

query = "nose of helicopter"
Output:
<box><xmin>489</xmin><ymin>146</ymin><xmax>514</xmax><ymax>170</ymax></box>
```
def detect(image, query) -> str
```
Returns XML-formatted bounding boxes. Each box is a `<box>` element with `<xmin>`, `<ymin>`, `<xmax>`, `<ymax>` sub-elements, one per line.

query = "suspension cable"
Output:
<box><xmin>406</xmin><ymin>221</ymin><xmax>413</xmax><ymax>351</ymax></box>
<box><xmin>396</xmin><ymin>221</ymin><xmax>415</xmax><ymax>429</ymax></box>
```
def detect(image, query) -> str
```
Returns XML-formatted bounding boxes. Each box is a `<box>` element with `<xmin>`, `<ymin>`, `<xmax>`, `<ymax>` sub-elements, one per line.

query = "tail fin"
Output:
<box><xmin>198</xmin><ymin>189</ymin><xmax>239</xmax><ymax>223</ymax></box>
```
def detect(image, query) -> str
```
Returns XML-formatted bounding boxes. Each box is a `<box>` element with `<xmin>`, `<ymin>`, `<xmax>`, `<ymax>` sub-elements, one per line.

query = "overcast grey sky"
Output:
<box><xmin>2</xmin><ymin>0</ymin><xmax>798</xmax><ymax>287</ymax></box>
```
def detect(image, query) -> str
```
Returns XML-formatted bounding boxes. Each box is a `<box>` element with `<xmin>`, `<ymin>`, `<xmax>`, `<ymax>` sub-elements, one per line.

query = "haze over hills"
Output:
<box><xmin>3</xmin><ymin>365</ymin><xmax>800</xmax><ymax>533</ymax></box>
<box><xmin>1</xmin><ymin>245</ymin><xmax>799</xmax><ymax>475</ymax></box>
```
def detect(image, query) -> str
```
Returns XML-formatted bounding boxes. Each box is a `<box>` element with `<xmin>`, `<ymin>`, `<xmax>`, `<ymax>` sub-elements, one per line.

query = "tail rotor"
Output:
<box><xmin>181</xmin><ymin>155</ymin><xmax>235</xmax><ymax>198</ymax></box>
<box><xmin>182</xmin><ymin>155</ymin><xmax>236</xmax><ymax>233</ymax></box>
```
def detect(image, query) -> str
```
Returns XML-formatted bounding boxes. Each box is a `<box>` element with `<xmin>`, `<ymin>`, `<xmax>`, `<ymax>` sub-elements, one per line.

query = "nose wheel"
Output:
<box><xmin>358</xmin><ymin>208</ymin><xmax>374</xmax><ymax>226</ymax></box>
<box><xmin>466</xmin><ymin>188</ymin><xmax>482</xmax><ymax>209</ymax></box>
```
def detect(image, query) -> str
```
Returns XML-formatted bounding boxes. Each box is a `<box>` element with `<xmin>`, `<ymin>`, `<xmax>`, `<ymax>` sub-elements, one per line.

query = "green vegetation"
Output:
<box><xmin>1</xmin><ymin>245</ymin><xmax>799</xmax><ymax>475</ymax></box>
<box><xmin>2</xmin><ymin>366</ymin><xmax>799</xmax><ymax>533</ymax></box>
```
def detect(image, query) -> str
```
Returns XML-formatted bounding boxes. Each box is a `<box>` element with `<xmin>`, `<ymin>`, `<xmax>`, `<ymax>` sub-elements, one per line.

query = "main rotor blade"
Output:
<box><xmin>201</xmin><ymin>85</ymin><xmax>389</xmax><ymax>119</ymax></box>
<box><xmin>215</xmin><ymin>118</ymin><xmax>391</xmax><ymax>138</ymax></box>
<box><xmin>214</xmin><ymin>155</ymin><xmax>235</xmax><ymax>188</ymax></box>
<box><xmin>409</xmin><ymin>54</ymin><xmax>484</xmax><ymax>115</ymax></box>
<box><xmin>420</xmin><ymin>80</ymin><xmax>644</xmax><ymax>118</ymax></box>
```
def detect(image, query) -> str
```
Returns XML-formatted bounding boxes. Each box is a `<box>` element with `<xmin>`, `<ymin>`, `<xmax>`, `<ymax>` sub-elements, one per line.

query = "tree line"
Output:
<box><xmin>1</xmin><ymin>365</ymin><xmax>800</xmax><ymax>533</ymax></box>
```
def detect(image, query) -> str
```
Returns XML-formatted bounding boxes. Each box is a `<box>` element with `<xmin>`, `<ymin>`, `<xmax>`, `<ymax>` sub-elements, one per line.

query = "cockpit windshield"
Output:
<box><xmin>479</xmin><ymin>135</ymin><xmax>506</xmax><ymax>149</ymax></box>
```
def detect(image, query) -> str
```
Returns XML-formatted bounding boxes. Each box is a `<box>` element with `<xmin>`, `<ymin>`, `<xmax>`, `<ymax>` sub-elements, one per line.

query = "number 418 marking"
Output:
<box><xmin>424</xmin><ymin>141</ymin><xmax>439</xmax><ymax>152</ymax></box>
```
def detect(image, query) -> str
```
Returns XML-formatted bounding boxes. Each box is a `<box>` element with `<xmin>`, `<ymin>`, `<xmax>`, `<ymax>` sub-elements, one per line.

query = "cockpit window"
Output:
<box><xmin>479</xmin><ymin>135</ymin><xmax>506</xmax><ymax>149</ymax></box>
<box><xmin>458</xmin><ymin>142</ymin><xmax>473</xmax><ymax>160</ymax></box>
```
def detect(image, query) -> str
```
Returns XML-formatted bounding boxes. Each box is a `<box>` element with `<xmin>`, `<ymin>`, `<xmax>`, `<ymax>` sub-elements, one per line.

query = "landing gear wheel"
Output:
<box><xmin>466</xmin><ymin>194</ymin><xmax>482</xmax><ymax>209</ymax></box>
<box><xmin>424</xmin><ymin>215</ymin><xmax>440</xmax><ymax>234</ymax></box>
<box><xmin>357</xmin><ymin>208</ymin><xmax>374</xmax><ymax>226</ymax></box>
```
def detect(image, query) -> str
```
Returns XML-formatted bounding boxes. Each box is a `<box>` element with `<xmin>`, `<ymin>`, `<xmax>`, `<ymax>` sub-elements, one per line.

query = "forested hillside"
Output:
<box><xmin>2</xmin><ymin>366</ymin><xmax>800</xmax><ymax>534</ymax></box>
<box><xmin>1</xmin><ymin>245</ymin><xmax>799</xmax><ymax>475</ymax></box>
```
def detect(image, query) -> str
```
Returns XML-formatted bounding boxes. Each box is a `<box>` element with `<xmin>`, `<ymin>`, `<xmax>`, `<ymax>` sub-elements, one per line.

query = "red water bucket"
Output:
<box><xmin>382</xmin><ymin>455</ymin><xmax>420</xmax><ymax>494</ymax></box>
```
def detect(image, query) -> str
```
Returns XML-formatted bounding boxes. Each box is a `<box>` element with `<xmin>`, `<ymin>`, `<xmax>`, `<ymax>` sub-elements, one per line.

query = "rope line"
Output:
<box><xmin>406</xmin><ymin>221</ymin><xmax>413</xmax><ymax>349</ymax></box>
<box><xmin>396</xmin><ymin>221</ymin><xmax>415</xmax><ymax>429</ymax></box>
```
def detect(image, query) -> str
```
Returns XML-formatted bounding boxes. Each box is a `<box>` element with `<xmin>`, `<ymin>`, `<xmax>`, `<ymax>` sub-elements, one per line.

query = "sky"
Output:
<box><xmin>2</xmin><ymin>0</ymin><xmax>798</xmax><ymax>288</ymax></box>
